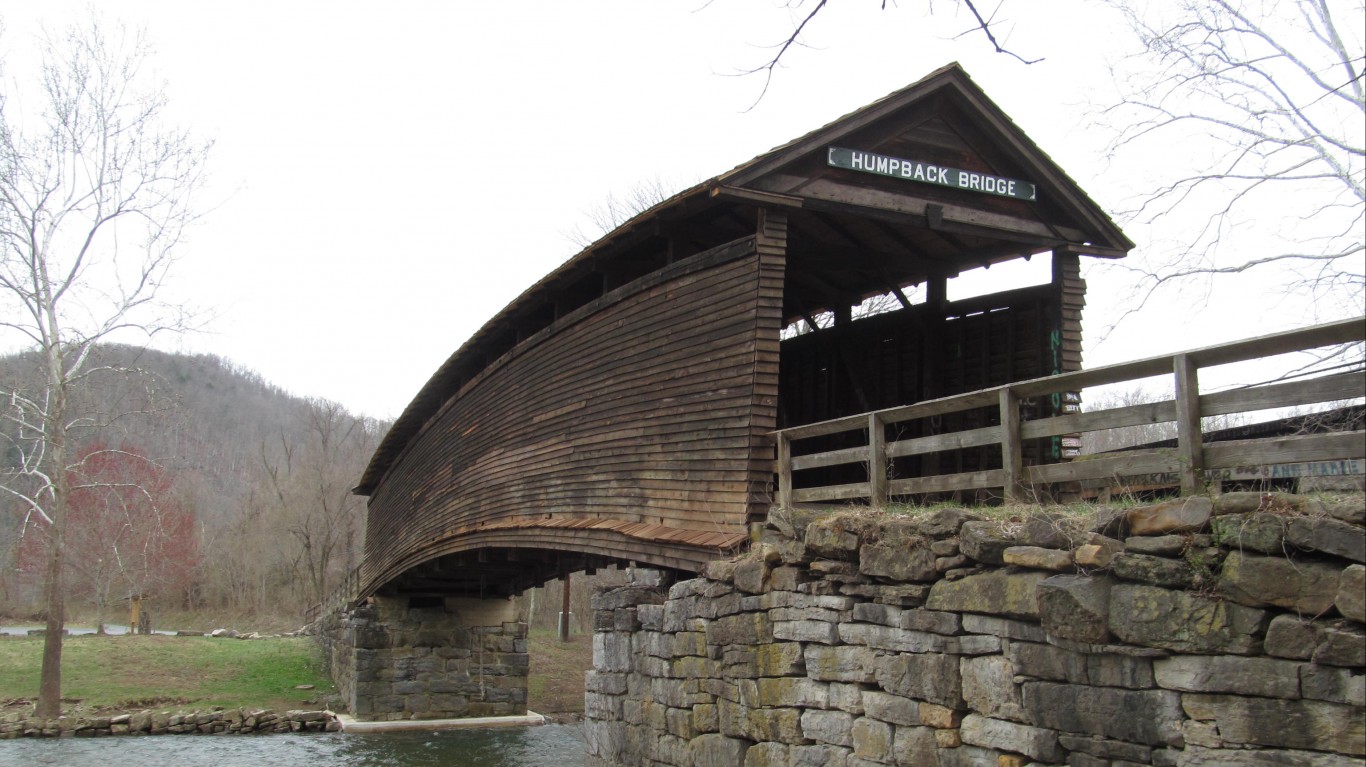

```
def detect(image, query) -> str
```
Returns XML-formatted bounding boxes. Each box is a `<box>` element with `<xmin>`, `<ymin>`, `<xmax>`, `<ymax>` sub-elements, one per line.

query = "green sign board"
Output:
<box><xmin>827</xmin><ymin>146</ymin><xmax>1037</xmax><ymax>201</ymax></box>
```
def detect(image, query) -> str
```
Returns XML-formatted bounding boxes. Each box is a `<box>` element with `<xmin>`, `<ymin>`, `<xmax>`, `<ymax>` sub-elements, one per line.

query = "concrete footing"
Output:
<box><xmin>336</xmin><ymin>711</ymin><xmax>547</xmax><ymax>732</ymax></box>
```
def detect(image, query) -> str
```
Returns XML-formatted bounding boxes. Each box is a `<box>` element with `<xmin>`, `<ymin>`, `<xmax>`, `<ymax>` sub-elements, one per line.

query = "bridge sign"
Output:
<box><xmin>828</xmin><ymin>146</ymin><xmax>1037</xmax><ymax>201</ymax></box>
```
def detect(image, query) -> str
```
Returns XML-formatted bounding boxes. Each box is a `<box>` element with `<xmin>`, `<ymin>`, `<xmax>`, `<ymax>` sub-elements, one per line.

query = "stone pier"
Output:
<box><xmin>318</xmin><ymin>595</ymin><xmax>528</xmax><ymax>721</ymax></box>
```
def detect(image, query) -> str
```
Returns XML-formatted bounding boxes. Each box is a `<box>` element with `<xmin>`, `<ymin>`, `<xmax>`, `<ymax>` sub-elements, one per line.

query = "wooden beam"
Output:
<box><xmin>1053</xmin><ymin>242</ymin><xmax>1130</xmax><ymax>260</ymax></box>
<box><xmin>889</xmin><ymin>468</ymin><xmax>1008</xmax><ymax>496</ymax></box>
<box><xmin>1000</xmin><ymin>387</ymin><xmax>1024</xmax><ymax>502</ymax></box>
<box><xmin>776</xmin><ymin>433</ymin><xmax>793</xmax><ymax>509</ymax></box>
<box><xmin>710</xmin><ymin>184</ymin><xmax>804</xmax><ymax>209</ymax></box>
<box><xmin>1173</xmin><ymin>354</ymin><xmax>1205</xmax><ymax>495</ymax></box>
<box><xmin>792</xmin><ymin>482</ymin><xmax>873</xmax><ymax>503</ymax></box>
<box><xmin>1202</xmin><ymin>371</ymin><xmax>1365</xmax><ymax>417</ymax></box>
<box><xmin>1027</xmin><ymin>449</ymin><xmax>1178</xmax><ymax>484</ymax></box>
<box><xmin>1023</xmin><ymin>400</ymin><xmax>1176</xmax><ymax>440</ymax></box>
<box><xmin>1205</xmin><ymin>431</ymin><xmax>1366</xmax><ymax>469</ymax></box>
<box><xmin>868</xmin><ymin>413</ymin><xmax>888</xmax><ymax>507</ymax></box>
<box><xmin>791</xmin><ymin>444</ymin><xmax>870</xmax><ymax>472</ymax></box>
<box><xmin>887</xmin><ymin>425</ymin><xmax>1003</xmax><ymax>457</ymax></box>
<box><xmin>799</xmin><ymin>186</ymin><xmax>1078</xmax><ymax>247</ymax></box>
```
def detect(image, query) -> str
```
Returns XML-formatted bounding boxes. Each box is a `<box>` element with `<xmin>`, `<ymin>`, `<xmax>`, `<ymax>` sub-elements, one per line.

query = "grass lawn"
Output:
<box><xmin>0</xmin><ymin>634</ymin><xmax>334</xmax><ymax>717</ymax></box>
<box><xmin>526</xmin><ymin>628</ymin><xmax>592</xmax><ymax>717</ymax></box>
<box><xmin>0</xmin><ymin>626</ymin><xmax>593</xmax><ymax>720</ymax></box>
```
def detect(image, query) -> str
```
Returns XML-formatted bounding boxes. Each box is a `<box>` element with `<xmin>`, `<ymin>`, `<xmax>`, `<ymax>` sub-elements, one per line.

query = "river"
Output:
<box><xmin>0</xmin><ymin>623</ymin><xmax>177</xmax><ymax>636</ymax></box>
<box><xmin>0</xmin><ymin>723</ymin><xmax>586</xmax><ymax>767</ymax></box>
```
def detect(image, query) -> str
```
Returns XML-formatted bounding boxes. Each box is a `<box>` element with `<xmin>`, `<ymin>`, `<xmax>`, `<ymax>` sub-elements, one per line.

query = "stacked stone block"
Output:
<box><xmin>0</xmin><ymin>708</ymin><xmax>341</xmax><ymax>738</ymax></box>
<box><xmin>317</xmin><ymin>595</ymin><xmax>528</xmax><ymax>721</ymax></box>
<box><xmin>585</xmin><ymin>493</ymin><xmax>1365</xmax><ymax>766</ymax></box>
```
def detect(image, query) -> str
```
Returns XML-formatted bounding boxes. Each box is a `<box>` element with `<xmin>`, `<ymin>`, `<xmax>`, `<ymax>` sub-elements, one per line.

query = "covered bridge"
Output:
<box><xmin>353</xmin><ymin>63</ymin><xmax>1132</xmax><ymax>602</ymax></box>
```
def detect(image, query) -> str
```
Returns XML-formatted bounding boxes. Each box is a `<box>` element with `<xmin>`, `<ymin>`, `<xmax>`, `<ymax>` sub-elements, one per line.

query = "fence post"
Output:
<box><xmin>776</xmin><ymin>432</ymin><xmax>793</xmax><ymax>508</ymax></box>
<box><xmin>999</xmin><ymin>387</ymin><xmax>1023</xmax><ymax>502</ymax></box>
<box><xmin>1174</xmin><ymin>353</ymin><xmax>1205</xmax><ymax>495</ymax></box>
<box><xmin>868</xmin><ymin>413</ymin><xmax>888</xmax><ymax>507</ymax></box>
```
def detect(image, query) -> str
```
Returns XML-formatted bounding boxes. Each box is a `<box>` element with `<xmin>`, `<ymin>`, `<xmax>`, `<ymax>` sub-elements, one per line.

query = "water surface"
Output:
<box><xmin>0</xmin><ymin>722</ymin><xmax>585</xmax><ymax>767</ymax></box>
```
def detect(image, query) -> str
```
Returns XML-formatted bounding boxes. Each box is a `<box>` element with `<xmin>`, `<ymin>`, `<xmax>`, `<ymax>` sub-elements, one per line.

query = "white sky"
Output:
<box><xmin>1</xmin><ymin>1</ymin><xmax>1356</xmax><ymax>420</ymax></box>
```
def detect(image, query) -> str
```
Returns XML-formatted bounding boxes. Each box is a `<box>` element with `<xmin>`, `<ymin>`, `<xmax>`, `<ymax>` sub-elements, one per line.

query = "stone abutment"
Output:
<box><xmin>585</xmin><ymin>493</ymin><xmax>1365</xmax><ymax>766</ymax></box>
<box><xmin>317</xmin><ymin>595</ymin><xmax>528</xmax><ymax>721</ymax></box>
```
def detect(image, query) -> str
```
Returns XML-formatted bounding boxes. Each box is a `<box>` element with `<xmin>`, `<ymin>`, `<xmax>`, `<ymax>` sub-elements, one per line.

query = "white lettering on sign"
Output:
<box><xmin>827</xmin><ymin>146</ymin><xmax>1036</xmax><ymax>201</ymax></box>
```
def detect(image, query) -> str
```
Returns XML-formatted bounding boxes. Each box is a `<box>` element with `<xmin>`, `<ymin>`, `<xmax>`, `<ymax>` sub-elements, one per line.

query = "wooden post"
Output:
<box><xmin>923</xmin><ymin>274</ymin><xmax>947</xmax><ymax>478</ymax></box>
<box><xmin>868</xmin><ymin>413</ymin><xmax>888</xmax><ymax>508</ymax></box>
<box><xmin>1173</xmin><ymin>353</ymin><xmax>1205</xmax><ymax>495</ymax></box>
<box><xmin>999</xmin><ymin>387</ymin><xmax>1023</xmax><ymax>502</ymax></box>
<box><xmin>776</xmin><ymin>433</ymin><xmax>793</xmax><ymax>508</ymax></box>
<box><xmin>559</xmin><ymin>571</ymin><xmax>572</xmax><ymax>642</ymax></box>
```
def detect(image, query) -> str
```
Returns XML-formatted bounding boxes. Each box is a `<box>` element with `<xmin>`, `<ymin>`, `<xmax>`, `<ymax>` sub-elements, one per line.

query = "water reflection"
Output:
<box><xmin>0</xmin><ymin>723</ymin><xmax>585</xmax><ymax>767</ymax></box>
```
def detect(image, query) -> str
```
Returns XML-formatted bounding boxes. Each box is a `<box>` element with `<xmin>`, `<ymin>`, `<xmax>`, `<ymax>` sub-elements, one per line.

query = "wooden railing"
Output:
<box><xmin>304</xmin><ymin>564</ymin><xmax>363</xmax><ymax>625</ymax></box>
<box><xmin>773</xmin><ymin>316</ymin><xmax>1366</xmax><ymax>506</ymax></box>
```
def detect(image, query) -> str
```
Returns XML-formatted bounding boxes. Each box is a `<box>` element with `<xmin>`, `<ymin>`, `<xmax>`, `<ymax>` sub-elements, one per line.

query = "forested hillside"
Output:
<box><xmin>0</xmin><ymin>345</ymin><xmax>386</xmax><ymax>626</ymax></box>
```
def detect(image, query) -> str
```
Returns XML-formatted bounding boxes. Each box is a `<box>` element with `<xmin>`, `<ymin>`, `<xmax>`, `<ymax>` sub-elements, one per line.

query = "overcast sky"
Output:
<box><xmin>1</xmin><ymin>1</ymin><xmax>1355</xmax><ymax>420</ymax></box>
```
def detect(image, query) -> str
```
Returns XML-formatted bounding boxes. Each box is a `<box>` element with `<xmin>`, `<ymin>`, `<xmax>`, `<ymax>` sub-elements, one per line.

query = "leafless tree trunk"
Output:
<box><xmin>0</xmin><ymin>18</ymin><xmax>211</xmax><ymax>718</ymax></box>
<box><xmin>260</xmin><ymin>399</ymin><xmax>379</xmax><ymax>611</ymax></box>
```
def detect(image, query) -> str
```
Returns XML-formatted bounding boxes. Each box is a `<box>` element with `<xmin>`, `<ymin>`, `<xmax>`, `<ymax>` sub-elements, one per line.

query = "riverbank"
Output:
<box><xmin>0</xmin><ymin>620</ymin><xmax>593</xmax><ymax>735</ymax></box>
<box><xmin>1</xmin><ymin>706</ymin><xmax>340</xmax><ymax>738</ymax></box>
<box><xmin>0</xmin><ymin>634</ymin><xmax>334</xmax><ymax>721</ymax></box>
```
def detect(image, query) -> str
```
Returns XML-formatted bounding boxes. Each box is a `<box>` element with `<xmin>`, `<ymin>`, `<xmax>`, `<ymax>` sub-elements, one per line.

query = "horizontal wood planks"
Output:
<box><xmin>363</xmin><ymin>235</ymin><xmax>780</xmax><ymax>590</ymax></box>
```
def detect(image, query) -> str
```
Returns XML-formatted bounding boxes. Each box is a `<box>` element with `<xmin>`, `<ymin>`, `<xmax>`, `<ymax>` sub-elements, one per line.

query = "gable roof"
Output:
<box><xmin>713</xmin><ymin>62</ymin><xmax>1132</xmax><ymax>256</ymax></box>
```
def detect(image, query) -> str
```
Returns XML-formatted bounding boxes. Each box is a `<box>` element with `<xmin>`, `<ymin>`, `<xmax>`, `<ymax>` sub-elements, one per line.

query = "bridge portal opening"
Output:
<box><xmin>773</xmin><ymin>245</ymin><xmax>1087</xmax><ymax>497</ymax></box>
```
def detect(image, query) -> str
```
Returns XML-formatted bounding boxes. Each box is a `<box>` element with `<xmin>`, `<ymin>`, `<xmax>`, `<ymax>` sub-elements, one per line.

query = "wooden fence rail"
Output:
<box><xmin>773</xmin><ymin>316</ymin><xmax>1366</xmax><ymax>506</ymax></box>
<box><xmin>304</xmin><ymin>564</ymin><xmax>363</xmax><ymax>625</ymax></box>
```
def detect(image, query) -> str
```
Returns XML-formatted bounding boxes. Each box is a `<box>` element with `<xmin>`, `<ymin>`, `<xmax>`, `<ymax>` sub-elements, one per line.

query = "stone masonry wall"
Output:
<box><xmin>585</xmin><ymin>492</ymin><xmax>1365</xmax><ymax>766</ymax></box>
<box><xmin>318</xmin><ymin>595</ymin><xmax>527</xmax><ymax>721</ymax></box>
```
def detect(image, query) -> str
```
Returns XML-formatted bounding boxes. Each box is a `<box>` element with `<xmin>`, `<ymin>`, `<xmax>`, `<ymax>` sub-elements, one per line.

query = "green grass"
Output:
<box><xmin>0</xmin><ymin>634</ymin><xmax>335</xmax><ymax>716</ymax></box>
<box><xmin>525</xmin><ymin>628</ymin><xmax>593</xmax><ymax>716</ymax></box>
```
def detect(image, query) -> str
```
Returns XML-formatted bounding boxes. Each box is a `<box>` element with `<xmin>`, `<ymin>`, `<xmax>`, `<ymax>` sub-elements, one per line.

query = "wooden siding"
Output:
<box><xmin>746</xmin><ymin>210</ymin><xmax>788</xmax><ymax>523</ymax></box>
<box><xmin>362</xmin><ymin>235</ymin><xmax>780</xmax><ymax>589</ymax></box>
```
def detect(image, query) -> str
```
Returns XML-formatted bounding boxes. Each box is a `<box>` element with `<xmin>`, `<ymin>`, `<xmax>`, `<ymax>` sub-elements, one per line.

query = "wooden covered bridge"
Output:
<box><xmin>350</xmin><ymin>63</ymin><xmax>1134</xmax><ymax>604</ymax></box>
<box><xmin>322</xmin><ymin>63</ymin><xmax>1364</xmax><ymax>722</ymax></box>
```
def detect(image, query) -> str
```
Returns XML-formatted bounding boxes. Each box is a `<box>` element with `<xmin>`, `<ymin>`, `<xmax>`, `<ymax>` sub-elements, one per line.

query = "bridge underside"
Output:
<box><xmin>327</xmin><ymin>529</ymin><xmax>742</xmax><ymax>723</ymax></box>
<box><xmin>362</xmin><ymin>525</ymin><xmax>748</xmax><ymax>602</ymax></box>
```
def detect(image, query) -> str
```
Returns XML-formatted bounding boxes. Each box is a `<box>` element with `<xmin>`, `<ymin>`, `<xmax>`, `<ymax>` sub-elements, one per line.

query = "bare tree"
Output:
<box><xmin>260</xmin><ymin>399</ymin><xmax>379</xmax><ymax>610</ymax></box>
<box><xmin>566</xmin><ymin>176</ymin><xmax>683</xmax><ymax>249</ymax></box>
<box><xmin>0</xmin><ymin>19</ymin><xmax>211</xmax><ymax>718</ymax></box>
<box><xmin>1100</xmin><ymin>0</ymin><xmax>1364</xmax><ymax>322</ymax></box>
<box><xmin>733</xmin><ymin>0</ymin><xmax>1040</xmax><ymax>104</ymax></box>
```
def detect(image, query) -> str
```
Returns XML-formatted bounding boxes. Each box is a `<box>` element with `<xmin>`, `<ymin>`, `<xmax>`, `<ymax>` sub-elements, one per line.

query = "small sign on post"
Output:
<box><xmin>126</xmin><ymin>593</ymin><xmax>148</xmax><ymax>635</ymax></box>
